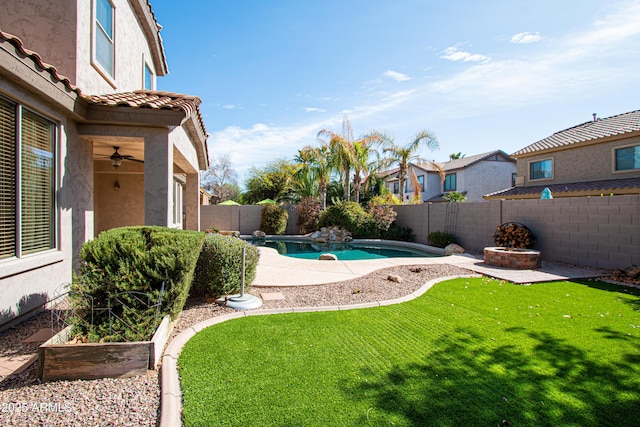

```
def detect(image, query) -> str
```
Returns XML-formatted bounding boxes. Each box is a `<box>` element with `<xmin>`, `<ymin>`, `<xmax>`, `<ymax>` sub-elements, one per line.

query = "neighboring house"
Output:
<box><xmin>485</xmin><ymin>110</ymin><xmax>640</xmax><ymax>199</ymax></box>
<box><xmin>382</xmin><ymin>150</ymin><xmax>516</xmax><ymax>202</ymax></box>
<box><xmin>0</xmin><ymin>0</ymin><xmax>208</xmax><ymax>329</ymax></box>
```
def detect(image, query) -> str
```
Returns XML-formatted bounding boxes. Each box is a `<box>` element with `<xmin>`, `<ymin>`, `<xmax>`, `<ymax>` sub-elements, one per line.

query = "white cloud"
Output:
<box><xmin>510</xmin><ymin>32</ymin><xmax>544</xmax><ymax>44</ymax></box>
<box><xmin>222</xmin><ymin>104</ymin><xmax>236</xmax><ymax>110</ymax></box>
<box><xmin>440</xmin><ymin>46</ymin><xmax>490</xmax><ymax>63</ymax></box>
<box><xmin>383</xmin><ymin>70</ymin><xmax>413</xmax><ymax>82</ymax></box>
<box><xmin>305</xmin><ymin>107</ymin><xmax>327</xmax><ymax>113</ymax></box>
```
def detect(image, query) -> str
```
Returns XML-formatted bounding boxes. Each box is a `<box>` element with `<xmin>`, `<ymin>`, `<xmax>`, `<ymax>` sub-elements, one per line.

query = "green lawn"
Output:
<box><xmin>179</xmin><ymin>278</ymin><xmax>640</xmax><ymax>426</ymax></box>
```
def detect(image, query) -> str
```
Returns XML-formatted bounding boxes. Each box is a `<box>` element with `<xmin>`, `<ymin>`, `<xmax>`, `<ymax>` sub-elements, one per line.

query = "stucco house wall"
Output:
<box><xmin>517</xmin><ymin>135</ymin><xmax>640</xmax><ymax>186</ymax></box>
<box><xmin>0</xmin><ymin>63</ymin><xmax>89</xmax><ymax>328</ymax></box>
<box><xmin>76</xmin><ymin>0</ymin><xmax>160</xmax><ymax>93</ymax></box>
<box><xmin>0</xmin><ymin>0</ymin><xmax>78</xmax><ymax>83</ymax></box>
<box><xmin>0</xmin><ymin>0</ymin><xmax>206</xmax><ymax>330</ymax></box>
<box><xmin>456</xmin><ymin>159</ymin><xmax>515</xmax><ymax>202</ymax></box>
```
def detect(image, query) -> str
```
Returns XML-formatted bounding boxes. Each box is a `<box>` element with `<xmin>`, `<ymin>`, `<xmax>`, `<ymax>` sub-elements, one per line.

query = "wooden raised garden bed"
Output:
<box><xmin>37</xmin><ymin>315</ymin><xmax>173</xmax><ymax>382</ymax></box>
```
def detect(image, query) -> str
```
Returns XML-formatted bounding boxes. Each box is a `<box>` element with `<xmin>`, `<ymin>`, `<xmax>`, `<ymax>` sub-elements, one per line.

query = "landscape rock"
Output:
<box><xmin>252</xmin><ymin>230</ymin><xmax>266</xmax><ymax>239</ymax></box>
<box><xmin>387</xmin><ymin>274</ymin><xmax>403</xmax><ymax>283</ymax></box>
<box><xmin>444</xmin><ymin>243</ymin><xmax>465</xmax><ymax>255</ymax></box>
<box><xmin>319</xmin><ymin>253</ymin><xmax>338</xmax><ymax>261</ymax></box>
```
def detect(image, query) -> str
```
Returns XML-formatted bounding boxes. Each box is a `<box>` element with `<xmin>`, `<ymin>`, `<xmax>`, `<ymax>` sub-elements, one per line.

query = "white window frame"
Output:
<box><xmin>528</xmin><ymin>158</ymin><xmax>554</xmax><ymax>181</ymax></box>
<box><xmin>612</xmin><ymin>143</ymin><xmax>640</xmax><ymax>173</ymax></box>
<box><xmin>91</xmin><ymin>0</ymin><xmax>117</xmax><ymax>87</ymax></box>
<box><xmin>172</xmin><ymin>175</ymin><xmax>185</xmax><ymax>229</ymax></box>
<box><xmin>0</xmin><ymin>95</ymin><xmax>58</xmax><ymax>263</ymax></box>
<box><xmin>143</xmin><ymin>59</ymin><xmax>154</xmax><ymax>90</ymax></box>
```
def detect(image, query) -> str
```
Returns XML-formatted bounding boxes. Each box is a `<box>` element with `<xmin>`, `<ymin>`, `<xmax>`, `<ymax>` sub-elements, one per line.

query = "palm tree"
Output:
<box><xmin>294</xmin><ymin>145</ymin><xmax>332</xmax><ymax>209</ymax></box>
<box><xmin>449</xmin><ymin>152</ymin><xmax>465</xmax><ymax>160</ymax></box>
<box><xmin>317</xmin><ymin>115</ymin><xmax>383</xmax><ymax>202</ymax></box>
<box><xmin>383</xmin><ymin>130</ymin><xmax>443</xmax><ymax>203</ymax></box>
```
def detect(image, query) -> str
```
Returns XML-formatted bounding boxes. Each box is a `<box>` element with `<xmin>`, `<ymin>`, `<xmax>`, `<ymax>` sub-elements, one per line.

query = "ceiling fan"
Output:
<box><xmin>107</xmin><ymin>146</ymin><xmax>143</xmax><ymax>169</ymax></box>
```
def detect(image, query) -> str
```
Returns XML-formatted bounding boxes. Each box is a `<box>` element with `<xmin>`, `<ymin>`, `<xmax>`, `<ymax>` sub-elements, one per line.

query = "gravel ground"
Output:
<box><xmin>0</xmin><ymin>263</ymin><xmax>472</xmax><ymax>427</ymax></box>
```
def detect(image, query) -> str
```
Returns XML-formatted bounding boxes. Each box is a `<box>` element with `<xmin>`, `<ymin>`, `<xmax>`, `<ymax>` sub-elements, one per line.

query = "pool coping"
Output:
<box><xmin>158</xmin><ymin>273</ymin><xmax>480</xmax><ymax>427</ymax></box>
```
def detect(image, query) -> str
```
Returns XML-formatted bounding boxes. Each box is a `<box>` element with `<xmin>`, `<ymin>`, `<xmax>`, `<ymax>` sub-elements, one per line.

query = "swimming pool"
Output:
<box><xmin>248</xmin><ymin>239</ymin><xmax>441</xmax><ymax>260</ymax></box>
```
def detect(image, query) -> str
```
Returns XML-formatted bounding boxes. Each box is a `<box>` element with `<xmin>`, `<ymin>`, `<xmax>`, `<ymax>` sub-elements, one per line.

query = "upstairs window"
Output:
<box><xmin>529</xmin><ymin>159</ymin><xmax>553</xmax><ymax>180</ymax></box>
<box><xmin>0</xmin><ymin>96</ymin><xmax>56</xmax><ymax>259</ymax></box>
<box><xmin>144</xmin><ymin>63</ymin><xmax>153</xmax><ymax>90</ymax></box>
<box><xmin>615</xmin><ymin>145</ymin><xmax>640</xmax><ymax>171</ymax></box>
<box><xmin>393</xmin><ymin>182</ymin><xmax>399</xmax><ymax>194</ymax></box>
<box><xmin>444</xmin><ymin>173</ymin><xmax>456</xmax><ymax>192</ymax></box>
<box><xmin>417</xmin><ymin>175</ymin><xmax>425</xmax><ymax>192</ymax></box>
<box><xmin>94</xmin><ymin>0</ymin><xmax>115</xmax><ymax>77</ymax></box>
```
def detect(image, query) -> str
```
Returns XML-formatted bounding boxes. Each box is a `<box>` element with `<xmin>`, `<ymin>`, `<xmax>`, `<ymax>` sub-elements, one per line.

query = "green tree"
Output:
<box><xmin>242</xmin><ymin>159</ymin><xmax>297</xmax><ymax>204</ymax></box>
<box><xmin>317</xmin><ymin>115</ymin><xmax>383</xmax><ymax>202</ymax></box>
<box><xmin>382</xmin><ymin>130</ymin><xmax>443</xmax><ymax>203</ymax></box>
<box><xmin>294</xmin><ymin>145</ymin><xmax>332</xmax><ymax>209</ymax></box>
<box><xmin>449</xmin><ymin>152</ymin><xmax>465</xmax><ymax>160</ymax></box>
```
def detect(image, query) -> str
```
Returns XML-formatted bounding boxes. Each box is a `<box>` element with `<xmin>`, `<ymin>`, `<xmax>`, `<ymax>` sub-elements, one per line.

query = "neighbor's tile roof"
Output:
<box><xmin>83</xmin><ymin>90</ymin><xmax>207</xmax><ymax>135</ymax></box>
<box><xmin>512</xmin><ymin>110</ymin><xmax>640</xmax><ymax>157</ymax></box>
<box><xmin>379</xmin><ymin>150</ymin><xmax>512</xmax><ymax>177</ymax></box>
<box><xmin>0</xmin><ymin>28</ymin><xmax>80</xmax><ymax>94</ymax></box>
<box><xmin>484</xmin><ymin>177</ymin><xmax>640</xmax><ymax>199</ymax></box>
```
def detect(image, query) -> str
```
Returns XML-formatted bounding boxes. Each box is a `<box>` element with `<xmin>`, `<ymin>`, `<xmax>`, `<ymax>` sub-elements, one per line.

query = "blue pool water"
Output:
<box><xmin>249</xmin><ymin>239</ymin><xmax>440</xmax><ymax>260</ymax></box>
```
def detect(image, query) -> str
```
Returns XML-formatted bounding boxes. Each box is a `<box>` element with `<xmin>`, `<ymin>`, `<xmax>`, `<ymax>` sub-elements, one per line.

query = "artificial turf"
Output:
<box><xmin>179</xmin><ymin>278</ymin><xmax>640</xmax><ymax>426</ymax></box>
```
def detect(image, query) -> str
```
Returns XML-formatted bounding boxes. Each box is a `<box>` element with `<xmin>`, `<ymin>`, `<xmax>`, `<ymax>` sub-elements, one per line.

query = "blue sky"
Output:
<box><xmin>152</xmin><ymin>0</ymin><xmax>640</xmax><ymax>183</ymax></box>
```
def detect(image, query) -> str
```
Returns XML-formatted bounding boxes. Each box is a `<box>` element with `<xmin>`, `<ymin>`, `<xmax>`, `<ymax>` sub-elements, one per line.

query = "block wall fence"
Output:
<box><xmin>201</xmin><ymin>194</ymin><xmax>639</xmax><ymax>270</ymax></box>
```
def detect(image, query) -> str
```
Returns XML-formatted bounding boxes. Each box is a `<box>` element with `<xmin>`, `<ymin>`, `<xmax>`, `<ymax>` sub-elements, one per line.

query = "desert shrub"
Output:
<box><xmin>428</xmin><ymin>231</ymin><xmax>457</xmax><ymax>248</ymax></box>
<box><xmin>358</xmin><ymin>201</ymin><xmax>398</xmax><ymax>238</ymax></box>
<box><xmin>317</xmin><ymin>201</ymin><xmax>369</xmax><ymax>235</ymax></box>
<box><xmin>71</xmin><ymin>226</ymin><xmax>204</xmax><ymax>342</ymax></box>
<box><xmin>383</xmin><ymin>224</ymin><xmax>415</xmax><ymax>242</ymax></box>
<box><xmin>192</xmin><ymin>234</ymin><xmax>259</xmax><ymax>297</ymax></box>
<box><xmin>260</xmin><ymin>204</ymin><xmax>288</xmax><ymax>234</ymax></box>
<box><xmin>442</xmin><ymin>192</ymin><xmax>467</xmax><ymax>202</ymax></box>
<box><xmin>369</xmin><ymin>194</ymin><xmax>401</xmax><ymax>205</ymax></box>
<box><xmin>297</xmin><ymin>197</ymin><xmax>321</xmax><ymax>234</ymax></box>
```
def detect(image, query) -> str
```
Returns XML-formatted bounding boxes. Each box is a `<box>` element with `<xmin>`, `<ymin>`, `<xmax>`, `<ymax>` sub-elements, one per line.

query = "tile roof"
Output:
<box><xmin>83</xmin><ymin>90</ymin><xmax>207</xmax><ymax>135</ymax></box>
<box><xmin>484</xmin><ymin>177</ymin><xmax>640</xmax><ymax>199</ymax></box>
<box><xmin>379</xmin><ymin>150</ymin><xmax>512</xmax><ymax>177</ymax></box>
<box><xmin>512</xmin><ymin>110</ymin><xmax>640</xmax><ymax>157</ymax></box>
<box><xmin>0</xmin><ymin>28</ymin><xmax>80</xmax><ymax>94</ymax></box>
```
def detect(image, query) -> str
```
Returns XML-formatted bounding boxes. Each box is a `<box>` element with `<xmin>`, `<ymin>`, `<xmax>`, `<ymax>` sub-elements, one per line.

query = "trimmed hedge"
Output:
<box><xmin>192</xmin><ymin>234</ymin><xmax>260</xmax><ymax>297</ymax></box>
<box><xmin>71</xmin><ymin>226</ymin><xmax>204</xmax><ymax>342</ymax></box>
<box><xmin>260</xmin><ymin>205</ymin><xmax>288</xmax><ymax>235</ymax></box>
<box><xmin>317</xmin><ymin>201</ymin><xmax>369</xmax><ymax>236</ymax></box>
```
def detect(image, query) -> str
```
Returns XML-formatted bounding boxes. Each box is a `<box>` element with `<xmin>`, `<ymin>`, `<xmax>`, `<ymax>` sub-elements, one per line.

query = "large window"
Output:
<box><xmin>529</xmin><ymin>159</ymin><xmax>553</xmax><ymax>180</ymax></box>
<box><xmin>393</xmin><ymin>182</ymin><xmax>399</xmax><ymax>194</ymax></box>
<box><xmin>0</xmin><ymin>97</ymin><xmax>56</xmax><ymax>259</ymax></box>
<box><xmin>94</xmin><ymin>0</ymin><xmax>115</xmax><ymax>77</ymax></box>
<box><xmin>444</xmin><ymin>173</ymin><xmax>456</xmax><ymax>192</ymax></box>
<box><xmin>615</xmin><ymin>145</ymin><xmax>640</xmax><ymax>171</ymax></box>
<box><xmin>417</xmin><ymin>175</ymin><xmax>425</xmax><ymax>192</ymax></box>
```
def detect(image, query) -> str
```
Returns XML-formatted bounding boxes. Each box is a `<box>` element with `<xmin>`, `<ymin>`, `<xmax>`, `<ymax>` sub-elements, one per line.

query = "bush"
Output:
<box><xmin>71</xmin><ymin>227</ymin><xmax>204</xmax><ymax>342</ymax></box>
<box><xmin>260</xmin><ymin>204</ymin><xmax>288</xmax><ymax>234</ymax></box>
<box><xmin>192</xmin><ymin>234</ymin><xmax>260</xmax><ymax>297</ymax></box>
<box><xmin>297</xmin><ymin>197</ymin><xmax>321</xmax><ymax>234</ymax></box>
<box><xmin>383</xmin><ymin>224</ymin><xmax>415</xmax><ymax>242</ymax></box>
<box><xmin>442</xmin><ymin>192</ymin><xmax>467</xmax><ymax>202</ymax></box>
<box><xmin>428</xmin><ymin>231</ymin><xmax>457</xmax><ymax>248</ymax></box>
<box><xmin>317</xmin><ymin>201</ymin><xmax>369</xmax><ymax>236</ymax></box>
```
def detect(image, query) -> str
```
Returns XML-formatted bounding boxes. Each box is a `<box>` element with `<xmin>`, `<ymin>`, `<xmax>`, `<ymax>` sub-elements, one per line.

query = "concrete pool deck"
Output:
<box><xmin>253</xmin><ymin>246</ymin><xmax>608</xmax><ymax>286</ymax></box>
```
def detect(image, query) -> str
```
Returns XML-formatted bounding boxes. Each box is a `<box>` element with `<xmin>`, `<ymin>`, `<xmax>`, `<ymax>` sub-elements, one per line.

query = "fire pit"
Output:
<box><xmin>484</xmin><ymin>247</ymin><xmax>541</xmax><ymax>269</ymax></box>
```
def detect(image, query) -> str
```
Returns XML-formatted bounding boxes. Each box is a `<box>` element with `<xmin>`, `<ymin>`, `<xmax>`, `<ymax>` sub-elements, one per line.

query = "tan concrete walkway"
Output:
<box><xmin>253</xmin><ymin>246</ymin><xmax>608</xmax><ymax>286</ymax></box>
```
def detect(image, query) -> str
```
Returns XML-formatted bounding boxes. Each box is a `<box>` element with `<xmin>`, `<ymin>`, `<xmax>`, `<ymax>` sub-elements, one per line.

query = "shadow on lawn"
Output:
<box><xmin>343</xmin><ymin>327</ymin><xmax>640</xmax><ymax>426</ymax></box>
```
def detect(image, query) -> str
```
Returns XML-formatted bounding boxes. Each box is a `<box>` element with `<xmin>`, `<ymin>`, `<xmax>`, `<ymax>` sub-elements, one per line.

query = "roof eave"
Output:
<box><xmin>129</xmin><ymin>0</ymin><xmax>169</xmax><ymax>75</ymax></box>
<box><xmin>512</xmin><ymin>129</ymin><xmax>640</xmax><ymax>158</ymax></box>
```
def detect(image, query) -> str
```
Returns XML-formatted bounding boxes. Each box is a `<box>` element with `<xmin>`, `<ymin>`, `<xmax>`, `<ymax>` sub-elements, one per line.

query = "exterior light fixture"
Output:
<box><xmin>110</xmin><ymin>146</ymin><xmax>123</xmax><ymax>169</ymax></box>
<box><xmin>113</xmin><ymin>180</ymin><xmax>120</xmax><ymax>191</ymax></box>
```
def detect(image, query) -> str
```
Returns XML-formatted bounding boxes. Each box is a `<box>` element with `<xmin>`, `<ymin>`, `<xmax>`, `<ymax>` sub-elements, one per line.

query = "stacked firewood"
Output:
<box><xmin>493</xmin><ymin>222</ymin><xmax>536</xmax><ymax>248</ymax></box>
